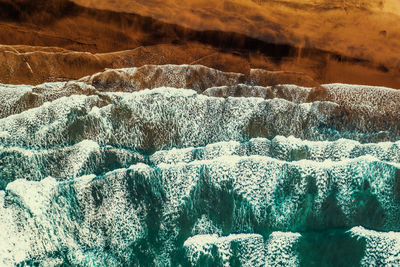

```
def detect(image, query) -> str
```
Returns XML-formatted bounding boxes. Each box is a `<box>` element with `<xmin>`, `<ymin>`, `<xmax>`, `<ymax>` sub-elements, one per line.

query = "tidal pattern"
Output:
<box><xmin>0</xmin><ymin>65</ymin><xmax>400</xmax><ymax>266</ymax></box>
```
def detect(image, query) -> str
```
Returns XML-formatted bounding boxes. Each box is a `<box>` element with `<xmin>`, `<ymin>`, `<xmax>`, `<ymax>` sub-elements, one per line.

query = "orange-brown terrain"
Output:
<box><xmin>0</xmin><ymin>0</ymin><xmax>399</xmax><ymax>87</ymax></box>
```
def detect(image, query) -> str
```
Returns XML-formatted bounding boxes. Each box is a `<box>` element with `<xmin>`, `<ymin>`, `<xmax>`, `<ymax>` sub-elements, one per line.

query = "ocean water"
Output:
<box><xmin>1</xmin><ymin>66</ymin><xmax>400</xmax><ymax>266</ymax></box>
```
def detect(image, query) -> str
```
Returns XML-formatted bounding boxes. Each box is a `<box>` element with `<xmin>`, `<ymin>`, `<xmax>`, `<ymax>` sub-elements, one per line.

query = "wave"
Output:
<box><xmin>1</xmin><ymin>65</ymin><xmax>399</xmax><ymax>265</ymax></box>
<box><xmin>1</xmin><ymin>87</ymin><xmax>399</xmax><ymax>151</ymax></box>
<box><xmin>1</xmin><ymin>154</ymin><xmax>399</xmax><ymax>265</ymax></box>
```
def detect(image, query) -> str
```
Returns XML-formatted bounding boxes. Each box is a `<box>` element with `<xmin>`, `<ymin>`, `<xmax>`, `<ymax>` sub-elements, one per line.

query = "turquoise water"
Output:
<box><xmin>1</xmin><ymin>70</ymin><xmax>400</xmax><ymax>266</ymax></box>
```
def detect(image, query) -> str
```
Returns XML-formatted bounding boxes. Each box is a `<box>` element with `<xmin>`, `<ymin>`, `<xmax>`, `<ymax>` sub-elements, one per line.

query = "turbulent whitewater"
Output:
<box><xmin>1</xmin><ymin>65</ymin><xmax>400</xmax><ymax>266</ymax></box>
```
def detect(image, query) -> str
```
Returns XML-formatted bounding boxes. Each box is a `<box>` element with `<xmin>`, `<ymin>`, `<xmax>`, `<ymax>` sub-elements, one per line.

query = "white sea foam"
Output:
<box><xmin>0</xmin><ymin>69</ymin><xmax>399</xmax><ymax>265</ymax></box>
<box><xmin>350</xmin><ymin>226</ymin><xmax>400</xmax><ymax>265</ymax></box>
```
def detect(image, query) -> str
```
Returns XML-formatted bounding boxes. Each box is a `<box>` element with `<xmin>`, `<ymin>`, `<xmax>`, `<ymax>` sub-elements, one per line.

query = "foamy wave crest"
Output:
<box><xmin>1</xmin><ymin>65</ymin><xmax>399</xmax><ymax>265</ymax></box>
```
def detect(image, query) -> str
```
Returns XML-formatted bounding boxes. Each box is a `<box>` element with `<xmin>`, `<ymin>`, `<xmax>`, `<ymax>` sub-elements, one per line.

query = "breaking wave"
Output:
<box><xmin>1</xmin><ymin>65</ymin><xmax>399</xmax><ymax>266</ymax></box>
